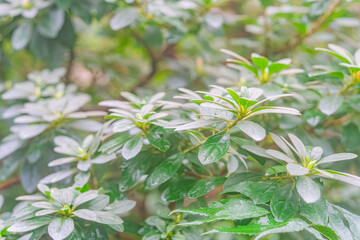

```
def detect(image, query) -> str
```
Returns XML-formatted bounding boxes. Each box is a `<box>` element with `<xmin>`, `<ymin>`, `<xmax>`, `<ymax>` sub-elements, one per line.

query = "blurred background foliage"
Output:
<box><xmin>1</xmin><ymin>0</ymin><xmax>359</xmax><ymax>98</ymax></box>
<box><xmin>1</xmin><ymin>0</ymin><xmax>360</xmax><ymax>239</ymax></box>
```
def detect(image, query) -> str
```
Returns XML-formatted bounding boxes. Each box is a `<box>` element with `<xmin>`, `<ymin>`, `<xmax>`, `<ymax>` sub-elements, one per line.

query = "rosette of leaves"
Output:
<box><xmin>2</xmin><ymin>68</ymin><xmax>72</xmax><ymax>102</ymax></box>
<box><xmin>221</xmin><ymin>49</ymin><xmax>297</xmax><ymax>84</ymax></box>
<box><xmin>9</xmin><ymin>94</ymin><xmax>104</xmax><ymax>140</ymax></box>
<box><xmin>171</xmin><ymin>85</ymin><xmax>300</xmax><ymax>165</ymax></box>
<box><xmin>241</xmin><ymin>132</ymin><xmax>359</xmax><ymax>203</ymax></box>
<box><xmin>307</xmin><ymin>44</ymin><xmax>360</xmax><ymax>118</ymax></box>
<box><xmin>43</xmin><ymin>132</ymin><xmax>116</xmax><ymax>184</ymax></box>
<box><xmin>314</xmin><ymin>44</ymin><xmax>360</xmax><ymax>93</ymax></box>
<box><xmin>2</xmin><ymin>184</ymin><xmax>136</xmax><ymax>240</ymax></box>
<box><xmin>0</xmin><ymin>0</ymin><xmax>51</xmax><ymax>18</ymax></box>
<box><xmin>100</xmin><ymin>92</ymin><xmax>170</xmax><ymax>160</ymax></box>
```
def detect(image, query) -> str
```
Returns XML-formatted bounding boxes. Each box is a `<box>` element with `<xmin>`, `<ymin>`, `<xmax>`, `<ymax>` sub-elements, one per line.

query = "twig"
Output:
<box><xmin>274</xmin><ymin>0</ymin><xmax>340</xmax><ymax>55</ymax></box>
<box><xmin>128</xmin><ymin>30</ymin><xmax>160</xmax><ymax>93</ymax></box>
<box><xmin>0</xmin><ymin>177</ymin><xmax>20</xmax><ymax>191</ymax></box>
<box><xmin>64</xmin><ymin>49</ymin><xmax>75</xmax><ymax>84</ymax></box>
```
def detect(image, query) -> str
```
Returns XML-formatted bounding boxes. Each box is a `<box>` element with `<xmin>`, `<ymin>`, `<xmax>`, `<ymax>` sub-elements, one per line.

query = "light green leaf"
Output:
<box><xmin>198</xmin><ymin>132</ymin><xmax>230</xmax><ymax>165</ymax></box>
<box><xmin>122</xmin><ymin>135</ymin><xmax>144</xmax><ymax>160</ymax></box>
<box><xmin>319</xmin><ymin>96</ymin><xmax>344</xmax><ymax>116</ymax></box>
<box><xmin>328</xmin><ymin>204</ymin><xmax>354</xmax><ymax>240</ymax></box>
<box><xmin>110</xmin><ymin>8</ymin><xmax>138</xmax><ymax>30</ymax></box>
<box><xmin>300</xmin><ymin>195</ymin><xmax>328</xmax><ymax>225</ymax></box>
<box><xmin>266</xmin><ymin>149</ymin><xmax>296</xmax><ymax>163</ymax></box>
<box><xmin>286</xmin><ymin>163</ymin><xmax>309</xmax><ymax>176</ymax></box>
<box><xmin>8</xmin><ymin>216</ymin><xmax>53</xmax><ymax>233</ymax></box>
<box><xmin>333</xmin><ymin>205</ymin><xmax>360</xmax><ymax>240</ymax></box>
<box><xmin>11</xmin><ymin>22</ymin><xmax>33</xmax><ymax>50</ymax></box>
<box><xmin>296</xmin><ymin>176</ymin><xmax>321</xmax><ymax>203</ymax></box>
<box><xmin>37</xmin><ymin>8</ymin><xmax>65</xmax><ymax>39</ymax></box>
<box><xmin>73</xmin><ymin>191</ymin><xmax>99</xmax><ymax>208</ymax></box>
<box><xmin>237</xmin><ymin>121</ymin><xmax>266</xmax><ymax>141</ymax></box>
<box><xmin>104</xmin><ymin>200</ymin><xmax>136</xmax><ymax>214</ymax></box>
<box><xmin>48</xmin><ymin>218</ymin><xmax>74</xmax><ymax>240</ymax></box>
<box><xmin>40</xmin><ymin>169</ymin><xmax>76</xmax><ymax>184</ymax></box>
<box><xmin>318</xmin><ymin>153</ymin><xmax>357</xmax><ymax>164</ymax></box>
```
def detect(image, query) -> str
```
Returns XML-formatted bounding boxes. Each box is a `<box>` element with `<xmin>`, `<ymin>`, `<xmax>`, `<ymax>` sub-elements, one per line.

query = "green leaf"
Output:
<box><xmin>300</xmin><ymin>195</ymin><xmax>328</xmax><ymax>225</ymax></box>
<box><xmin>222</xmin><ymin>172</ymin><xmax>262</xmax><ymax>192</ymax></box>
<box><xmin>333</xmin><ymin>205</ymin><xmax>360</xmax><ymax>239</ymax></box>
<box><xmin>198</xmin><ymin>132</ymin><xmax>230</xmax><ymax>165</ymax></box>
<box><xmin>237</xmin><ymin>121</ymin><xmax>266</xmax><ymax>141</ymax></box>
<box><xmin>146</xmin><ymin>129</ymin><xmax>170</xmax><ymax>152</ymax></box>
<box><xmin>79</xmin><ymin>195</ymin><xmax>109</xmax><ymax>211</ymax></box>
<box><xmin>145</xmin><ymin>153</ymin><xmax>184</xmax><ymax>190</ymax></box>
<box><xmin>73</xmin><ymin>191</ymin><xmax>99</xmax><ymax>208</ymax></box>
<box><xmin>118</xmin><ymin>152</ymin><xmax>151</xmax><ymax>191</ymax></box>
<box><xmin>251</xmin><ymin>53</ymin><xmax>269</xmax><ymax>72</ymax></box>
<box><xmin>311</xmin><ymin>225</ymin><xmax>339</xmax><ymax>240</ymax></box>
<box><xmin>296</xmin><ymin>176</ymin><xmax>321</xmax><ymax>203</ymax></box>
<box><xmin>161</xmin><ymin>179</ymin><xmax>196</xmax><ymax>202</ymax></box>
<box><xmin>222</xmin><ymin>180</ymin><xmax>280</xmax><ymax>204</ymax></box>
<box><xmin>93</xmin><ymin>211</ymin><xmax>123</xmax><ymax>225</ymax></box>
<box><xmin>318</xmin><ymin>153</ymin><xmax>357</xmax><ymax>164</ymax></box>
<box><xmin>187</xmin><ymin>176</ymin><xmax>226</xmax><ymax>198</ymax></box>
<box><xmin>40</xmin><ymin>169</ymin><xmax>76</xmax><ymax>184</ymax></box>
<box><xmin>268</xmin><ymin>62</ymin><xmax>290</xmax><ymax>75</ymax></box>
<box><xmin>11</xmin><ymin>21</ymin><xmax>33</xmax><ymax>50</ymax></box>
<box><xmin>205</xmin><ymin>216</ymin><xmax>308</xmax><ymax>238</ymax></box>
<box><xmin>144</xmin><ymin>26</ymin><xmax>163</xmax><ymax>49</ymax></box>
<box><xmin>319</xmin><ymin>96</ymin><xmax>344</xmax><ymax>116</ymax></box>
<box><xmin>100</xmin><ymin>134</ymin><xmax>131</xmax><ymax>154</ymax></box>
<box><xmin>104</xmin><ymin>200</ymin><xmax>136</xmax><ymax>215</ymax></box>
<box><xmin>319</xmin><ymin>170</ymin><xmax>360</xmax><ymax>187</ymax></box>
<box><xmin>110</xmin><ymin>8</ymin><xmax>138</xmax><ymax>30</ymax></box>
<box><xmin>230</xmin><ymin>60</ymin><xmax>258</xmax><ymax>76</ymax></box>
<box><xmin>48</xmin><ymin>218</ymin><xmax>74</xmax><ymax>240</ymax></box>
<box><xmin>343</xmin><ymin>123</ymin><xmax>360</xmax><ymax>151</ymax></box>
<box><xmin>72</xmin><ymin>209</ymin><xmax>97</xmax><ymax>222</ymax></box>
<box><xmin>37</xmin><ymin>8</ymin><xmax>65</xmax><ymax>39</ymax></box>
<box><xmin>316</xmin><ymin>46</ymin><xmax>352</xmax><ymax>64</ymax></box>
<box><xmin>178</xmin><ymin>199</ymin><xmax>269</xmax><ymax>226</ymax></box>
<box><xmin>8</xmin><ymin>216</ymin><xmax>53</xmax><ymax>233</ymax></box>
<box><xmin>328</xmin><ymin>204</ymin><xmax>353</xmax><ymax>240</ymax></box>
<box><xmin>286</xmin><ymin>163</ymin><xmax>309</xmax><ymax>176</ymax></box>
<box><xmin>122</xmin><ymin>135</ymin><xmax>144</xmax><ymax>160</ymax></box>
<box><xmin>270</xmin><ymin>184</ymin><xmax>299</xmax><ymax>221</ymax></box>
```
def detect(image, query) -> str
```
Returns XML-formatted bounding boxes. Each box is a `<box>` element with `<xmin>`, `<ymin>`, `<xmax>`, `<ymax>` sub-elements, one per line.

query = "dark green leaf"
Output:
<box><xmin>198</xmin><ymin>132</ymin><xmax>230</xmax><ymax>165</ymax></box>
<box><xmin>37</xmin><ymin>8</ymin><xmax>65</xmax><ymax>39</ymax></box>
<box><xmin>161</xmin><ymin>179</ymin><xmax>196</xmax><ymax>202</ymax></box>
<box><xmin>188</xmin><ymin>176</ymin><xmax>226</xmax><ymax>198</ymax></box>
<box><xmin>145</xmin><ymin>154</ymin><xmax>184</xmax><ymax>190</ymax></box>
<box><xmin>270</xmin><ymin>184</ymin><xmax>299</xmax><ymax>221</ymax></box>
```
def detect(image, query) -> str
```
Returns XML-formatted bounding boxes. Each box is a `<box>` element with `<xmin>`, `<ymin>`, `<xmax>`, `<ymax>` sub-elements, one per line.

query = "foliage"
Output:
<box><xmin>1</xmin><ymin>0</ymin><xmax>360</xmax><ymax>240</ymax></box>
